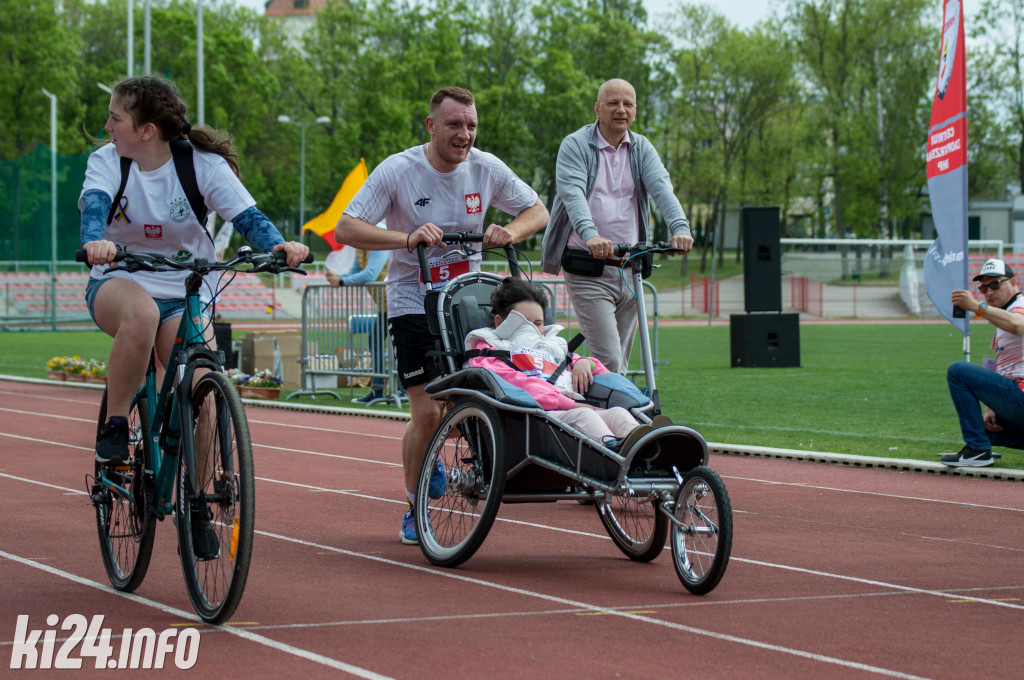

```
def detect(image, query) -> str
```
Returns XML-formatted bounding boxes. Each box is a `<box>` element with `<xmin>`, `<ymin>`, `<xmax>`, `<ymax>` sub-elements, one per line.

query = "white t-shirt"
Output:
<box><xmin>79</xmin><ymin>143</ymin><xmax>256</xmax><ymax>301</ymax></box>
<box><xmin>344</xmin><ymin>146</ymin><xmax>539</xmax><ymax>318</ymax></box>
<box><xmin>993</xmin><ymin>295</ymin><xmax>1024</xmax><ymax>386</ymax></box>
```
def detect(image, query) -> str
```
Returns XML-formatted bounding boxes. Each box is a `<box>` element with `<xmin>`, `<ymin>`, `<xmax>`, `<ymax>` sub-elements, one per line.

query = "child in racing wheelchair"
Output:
<box><xmin>464</xmin><ymin>277</ymin><xmax>664</xmax><ymax>452</ymax></box>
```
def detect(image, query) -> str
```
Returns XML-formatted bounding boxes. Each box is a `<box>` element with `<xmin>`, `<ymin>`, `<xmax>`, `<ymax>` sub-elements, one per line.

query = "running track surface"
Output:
<box><xmin>1</xmin><ymin>379</ymin><xmax>1021</xmax><ymax>679</ymax></box>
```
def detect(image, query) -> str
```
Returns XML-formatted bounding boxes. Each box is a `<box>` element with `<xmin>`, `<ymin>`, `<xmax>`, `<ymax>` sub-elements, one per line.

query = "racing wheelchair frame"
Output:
<box><xmin>412</xmin><ymin>233</ymin><xmax>732</xmax><ymax>594</ymax></box>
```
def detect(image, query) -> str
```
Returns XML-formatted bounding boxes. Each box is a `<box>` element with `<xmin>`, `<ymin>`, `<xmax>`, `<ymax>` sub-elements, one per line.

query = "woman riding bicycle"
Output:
<box><xmin>79</xmin><ymin>75</ymin><xmax>309</xmax><ymax>467</ymax></box>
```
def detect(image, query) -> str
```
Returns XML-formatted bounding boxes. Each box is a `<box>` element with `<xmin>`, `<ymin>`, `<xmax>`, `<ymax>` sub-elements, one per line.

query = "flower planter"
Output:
<box><xmin>238</xmin><ymin>386</ymin><xmax>281</xmax><ymax>400</ymax></box>
<box><xmin>66</xmin><ymin>373</ymin><xmax>88</xmax><ymax>383</ymax></box>
<box><xmin>46</xmin><ymin>370</ymin><xmax>67</xmax><ymax>381</ymax></box>
<box><xmin>87</xmin><ymin>376</ymin><xmax>108</xmax><ymax>385</ymax></box>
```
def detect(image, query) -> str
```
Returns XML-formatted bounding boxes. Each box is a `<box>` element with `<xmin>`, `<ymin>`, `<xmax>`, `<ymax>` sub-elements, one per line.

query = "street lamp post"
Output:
<box><xmin>41</xmin><ymin>88</ymin><xmax>58</xmax><ymax>331</ymax></box>
<box><xmin>276</xmin><ymin>115</ymin><xmax>330</xmax><ymax>239</ymax></box>
<box><xmin>127</xmin><ymin>0</ymin><xmax>133</xmax><ymax>76</ymax></box>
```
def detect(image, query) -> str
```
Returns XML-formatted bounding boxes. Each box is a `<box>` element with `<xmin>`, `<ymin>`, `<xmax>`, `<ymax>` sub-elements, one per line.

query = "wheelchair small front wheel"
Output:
<box><xmin>670</xmin><ymin>466</ymin><xmax>732</xmax><ymax>595</ymax></box>
<box><xmin>416</xmin><ymin>398</ymin><xmax>506</xmax><ymax>568</ymax></box>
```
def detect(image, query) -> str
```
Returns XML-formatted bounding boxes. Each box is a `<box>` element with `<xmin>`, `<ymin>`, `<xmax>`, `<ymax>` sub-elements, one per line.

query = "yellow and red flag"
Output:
<box><xmin>302</xmin><ymin>158</ymin><xmax>368</xmax><ymax>250</ymax></box>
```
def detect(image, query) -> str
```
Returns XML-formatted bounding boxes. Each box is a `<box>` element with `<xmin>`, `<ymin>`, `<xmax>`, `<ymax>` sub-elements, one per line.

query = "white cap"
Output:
<box><xmin>973</xmin><ymin>259</ymin><xmax>1014</xmax><ymax>281</ymax></box>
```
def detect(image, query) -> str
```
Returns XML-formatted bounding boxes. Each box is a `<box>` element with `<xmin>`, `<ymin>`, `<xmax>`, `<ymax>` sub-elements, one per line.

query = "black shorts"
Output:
<box><xmin>388</xmin><ymin>314</ymin><xmax>443</xmax><ymax>388</ymax></box>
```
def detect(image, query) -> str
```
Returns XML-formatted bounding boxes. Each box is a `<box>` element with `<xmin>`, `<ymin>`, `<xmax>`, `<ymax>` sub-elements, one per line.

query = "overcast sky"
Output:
<box><xmin>229</xmin><ymin>0</ymin><xmax>774</xmax><ymax>31</ymax></box>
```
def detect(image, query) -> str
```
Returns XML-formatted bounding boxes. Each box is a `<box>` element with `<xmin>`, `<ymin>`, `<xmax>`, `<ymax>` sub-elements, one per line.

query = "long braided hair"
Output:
<box><xmin>92</xmin><ymin>75</ymin><xmax>240</xmax><ymax>177</ymax></box>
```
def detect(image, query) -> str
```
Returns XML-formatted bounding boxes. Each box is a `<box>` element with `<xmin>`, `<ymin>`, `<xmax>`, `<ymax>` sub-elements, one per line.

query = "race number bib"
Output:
<box><xmin>422</xmin><ymin>252</ymin><xmax>471</xmax><ymax>291</ymax></box>
<box><xmin>510</xmin><ymin>346</ymin><xmax>572</xmax><ymax>391</ymax></box>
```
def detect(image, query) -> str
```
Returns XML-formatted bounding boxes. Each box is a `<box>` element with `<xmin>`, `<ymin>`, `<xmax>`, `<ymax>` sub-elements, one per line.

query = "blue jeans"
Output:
<box><xmin>946</xmin><ymin>361</ymin><xmax>1024</xmax><ymax>450</ymax></box>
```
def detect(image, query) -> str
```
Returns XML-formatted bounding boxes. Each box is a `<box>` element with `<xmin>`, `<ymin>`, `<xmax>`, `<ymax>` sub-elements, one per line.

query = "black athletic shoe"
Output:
<box><xmin>939</xmin><ymin>446</ymin><xmax>994</xmax><ymax>468</ymax></box>
<box><xmin>191</xmin><ymin>506</ymin><xmax>220</xmax><ymax>560</ymax></box>
<box><xmin>95</xmin><ymin>420</ymin><xmax>130</xmax><ymax>466</ymax></box>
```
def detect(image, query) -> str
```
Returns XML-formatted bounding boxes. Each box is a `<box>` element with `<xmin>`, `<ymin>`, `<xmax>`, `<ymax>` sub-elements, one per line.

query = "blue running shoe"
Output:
<box><xmin>400</xmin><ymin>505</ymin><xmax>418</xmax><ymax>545</ymax></box>
<box><xmin>428</xmin><ymin>458</ymin><xmax>446</xmax><ymax>499</ymax></box>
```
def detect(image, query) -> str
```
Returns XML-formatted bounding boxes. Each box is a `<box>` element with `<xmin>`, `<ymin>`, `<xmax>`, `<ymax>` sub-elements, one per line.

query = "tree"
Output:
<box><xmin>972</xmin><ymin>0</ymin><xmax>1024</xmax><ymax>194</ymax></box>
<box><xmin>665</xmin><ymin>6</ymin><xmax>793</xmax><ymax>270</ymax></box>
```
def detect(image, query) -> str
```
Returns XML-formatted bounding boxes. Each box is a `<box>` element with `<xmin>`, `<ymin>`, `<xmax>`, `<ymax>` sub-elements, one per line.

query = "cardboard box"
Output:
<box><xmin>240</xmin><ymin>331</ymin><xmax>303</xmax><ymax>390</ymax></box>
<box><xmin>336</xmin><ymin>347</ymin><xmax>371</xmax><ymax>388</ymax></box>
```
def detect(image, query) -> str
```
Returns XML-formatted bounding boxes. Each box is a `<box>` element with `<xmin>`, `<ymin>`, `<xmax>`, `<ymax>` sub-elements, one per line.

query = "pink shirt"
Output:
<box><xmin>566</xmin><ymin>128</ymin><xmax>638</xmax><ymax>250</ymax></box>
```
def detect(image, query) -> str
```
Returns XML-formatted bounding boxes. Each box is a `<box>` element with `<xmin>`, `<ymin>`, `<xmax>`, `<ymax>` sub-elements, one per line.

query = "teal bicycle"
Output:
<box><xmin>79</xmin><ymin>246</ymin><xmax>310</xmax><ymax>623</ymax></box>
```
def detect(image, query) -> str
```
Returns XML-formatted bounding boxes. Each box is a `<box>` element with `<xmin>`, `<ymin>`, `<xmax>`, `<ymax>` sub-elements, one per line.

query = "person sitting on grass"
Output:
<box><xmin>465</xmin><ymin>277</ymin><xmax>666</xmax><ymax>451</ymax></box>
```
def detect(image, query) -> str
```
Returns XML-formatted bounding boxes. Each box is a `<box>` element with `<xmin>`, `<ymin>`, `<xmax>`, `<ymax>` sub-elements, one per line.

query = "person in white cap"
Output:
<box><xmin>944</xmin><ymin>258</ymin><xmax>1024</xmax><ymax>466</ymax></box>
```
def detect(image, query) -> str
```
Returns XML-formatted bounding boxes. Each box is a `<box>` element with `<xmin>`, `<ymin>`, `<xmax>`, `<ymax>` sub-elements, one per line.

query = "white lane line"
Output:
<box><xmin>254</xmin><ymin>445</ymin><xmax>400</xmax><ymax>467</ymax></box>
<box><xmin>251</xmin><ymin>528</ymin><xmax>935</xmax><ymax>680</ymax></box>
<box><xmin>5</xmin><ymin>469</ymin><xmax>1021</xmax><ymax>613</ymax></box>
<box><xmin>245</xmin><ymin>477</ymin><xmax>1024</xmax><ymax>610</ymax></box>
<box><xmin>0</xmin><ymin>433</ymin><xmax>92</xmax><ymax>452</ymax></box>
<box><xmin>0</xmin><ymin>550</ymin><xmax>395</xmax><ymax>679</ymax></box>
<box><xmin>724</xmin><ymin>474</ymin><xmax>1024</xmax><ymax>513</ymax></box>
<box><xmin>0</xmin><ymin>406</ymin><xmax>1016</xmax><ymax>511</ymax></box>
<box><xmin>0</xmin><ymin>389</ymin><xmax>101</xmax><ymax>405</ymax></box>
<box><xmin>247</xmin><ymin>419</ymin><xmax>403</xmax><ymax>441</ymax></box>
<box><xmin>0</xmin><ymin>473</ymin><xmax>994</xmax><ymax>679</ymax></box>
<box><xmin>0</xmin><ymin>406</ymin><xmax>95</xmax><ymax>424</ymax></box>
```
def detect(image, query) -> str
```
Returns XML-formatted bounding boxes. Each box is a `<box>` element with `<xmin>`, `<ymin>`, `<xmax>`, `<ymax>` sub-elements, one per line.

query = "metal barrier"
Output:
<box><xmin>287</xmin><ymin>282</ymin><xmax>403</xmax><ymax>405</ymax></box>
<box><xmin>289</xmin><ymin>275</ymin><xmax>663</xmax><ymax>406</ymax></box>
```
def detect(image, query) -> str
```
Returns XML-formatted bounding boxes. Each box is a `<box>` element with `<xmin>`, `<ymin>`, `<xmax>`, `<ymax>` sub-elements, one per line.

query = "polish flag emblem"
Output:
<box><xmin>144</xmin><ymin>224</ymin><xmax>163</xmax><ymax>239</ymax></box>
<box><xmin>465</xmin><ymin>193</ymin><xmax>482</xmax><ymax>214</ymax></box>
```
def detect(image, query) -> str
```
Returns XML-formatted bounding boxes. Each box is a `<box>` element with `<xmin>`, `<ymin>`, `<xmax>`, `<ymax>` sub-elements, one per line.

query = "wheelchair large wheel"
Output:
<box><xmin>670</xmin><ymin>466</ymin><xmax>732</xmax><ymax>595</ymax></box>
<box><xmin>596</xmin><ymin>491</ymin><xmax>668</xmax><ymax>562</ymax></box>
<box><xmin>416</xmin><ymin>398</ymin><xmax>506</xmax><ymax>568</ymax></box>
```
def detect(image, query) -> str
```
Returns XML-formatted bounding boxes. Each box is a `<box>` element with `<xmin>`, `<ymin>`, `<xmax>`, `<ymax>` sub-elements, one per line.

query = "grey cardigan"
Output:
<box><xmin>541</xmin><ymin>122</ymin><xmax>690</xmax><ymax>274</ymax></box>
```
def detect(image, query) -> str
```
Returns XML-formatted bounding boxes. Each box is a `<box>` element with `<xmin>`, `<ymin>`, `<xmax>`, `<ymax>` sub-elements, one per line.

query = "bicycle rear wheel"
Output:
<box><xmin>175</xmin><ymin>371</ymin><xmax>254</xmax><ymax>623</ymax></box>
<box><xmin>93</xmin><ymin>388</ymin><xmax>156</xmax><ymax>592</ymax></box>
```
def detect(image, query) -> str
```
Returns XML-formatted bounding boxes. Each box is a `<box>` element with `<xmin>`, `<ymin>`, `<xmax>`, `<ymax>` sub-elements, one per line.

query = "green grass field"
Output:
<box><xmin>2</xmin><ymin>322</ymin><xmax>1016</xmax><ymax>469</ymax></box>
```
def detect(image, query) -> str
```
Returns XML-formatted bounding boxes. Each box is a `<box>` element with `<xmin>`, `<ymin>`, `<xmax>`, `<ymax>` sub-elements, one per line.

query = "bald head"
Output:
<box><xmin>597</xmin><ymin>78</ymin><xmax>635</xmax><ymax>103</ymax></box>
<box><xmin>594</xmin><ymin>79</ymin><xmax>637</xmax><ymax>148</ymax></box>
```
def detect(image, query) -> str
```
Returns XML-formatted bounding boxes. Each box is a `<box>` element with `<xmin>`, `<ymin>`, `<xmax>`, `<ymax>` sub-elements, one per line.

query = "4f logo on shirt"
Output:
<box><xmin>465</xmin><ymin>193</ymin><xmax>482</xmax><ymax>214</ymax></box>
<box><xmin>414</xmin><ymin>197</ymin><xmax>431</xmax><ymax>207</ymax></box>
<box><xmin>144</xmin><ymin>224</ymin><xmax>163</xmax><ymax>240</ymax></box>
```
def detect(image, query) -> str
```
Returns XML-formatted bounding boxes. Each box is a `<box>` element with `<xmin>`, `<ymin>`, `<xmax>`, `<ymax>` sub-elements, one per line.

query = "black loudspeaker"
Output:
<box><xmin>742</xmin><ymin>206</ymin><xmax>782</xmax><ymax>313</ymax></box>
<box><xmin>214</xmin><ymin>322</ymin><xmax>234</xmax><ymax>369</ymax></box>
<box><xmin>730</xmin><ymin>313</ymin><xmax>800</xmax><ymax>368</ymax></box>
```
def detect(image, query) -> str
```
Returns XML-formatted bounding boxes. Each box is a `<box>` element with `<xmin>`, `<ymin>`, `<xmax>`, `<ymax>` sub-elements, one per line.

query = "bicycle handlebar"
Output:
<box><xmin>75</xmin><ymin>246</ymin><xmax>314</xmax><ymax>276</ymax></box>
<box><xmin>612</xmin><ymin>241</ymin><xmax>687</xmax><ymax>257</ymax></box>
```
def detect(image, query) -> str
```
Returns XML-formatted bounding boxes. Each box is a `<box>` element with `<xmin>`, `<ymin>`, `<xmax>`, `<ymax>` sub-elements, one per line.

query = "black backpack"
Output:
<box><xmin>106</xmin><ymin>139</ymin><xmax>208</xmax><ymax>226</ymax></box>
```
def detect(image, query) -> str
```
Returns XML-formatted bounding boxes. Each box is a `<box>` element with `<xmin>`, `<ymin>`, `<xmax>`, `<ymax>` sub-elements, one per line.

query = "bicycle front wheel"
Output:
<box><xmin>175</xmin><ymin>372</ymin><xmax>254</xmax><ymax>623</ymax></box>
<box><xmin>93</xmin><ymin>389</ymin><xmax>156</xmax><ymax>592</ymax></box>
